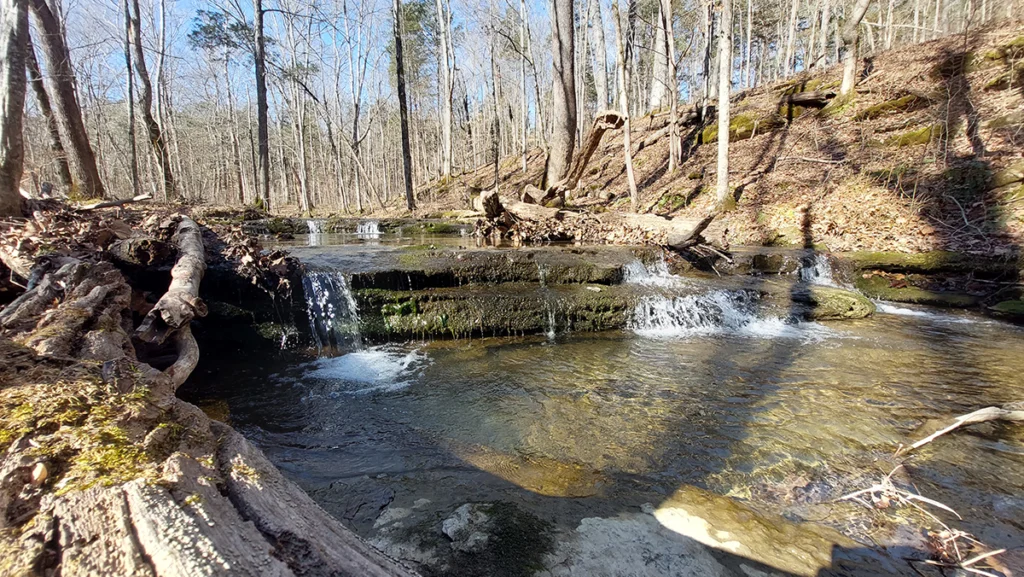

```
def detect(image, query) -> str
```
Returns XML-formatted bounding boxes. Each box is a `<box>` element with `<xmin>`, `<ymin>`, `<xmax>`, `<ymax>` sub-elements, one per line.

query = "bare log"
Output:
<box><xmin>779</xmin><ymin>90</ymin><xmax>836</xmax><ymax>107</ymax></box>
<box><xmin>77</xmin><ymin>194</ymin><xmax>153</xmax><ymax>211</ymax></box>
<box><xmin>542</xmin><ymin>110</ymin><xmax>624</xmax><ymax>203</ymax></box>
<box><xmin>899</xmin><ymin>405</ymin><xmax>1024</xmax><ymax>454</ymax></box>
<box><xmin>666</xmin><ymin>213</ymin><xmax>718</xmax><ymax>251</ymax></box>
<box><xmin>506</xmin><ymin>200</ymin><xmax>563</xmax><ymax>221</ymax></box>
<box><xmin>135</xmin><ymin>216</ymin><xmax>206</xmax><ymax>345</ymax></box>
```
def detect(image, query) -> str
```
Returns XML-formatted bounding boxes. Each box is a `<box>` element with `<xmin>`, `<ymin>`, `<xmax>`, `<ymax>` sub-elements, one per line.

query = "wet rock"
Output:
<box><xmin>988</xmin><ymin>299</ymin><xmax>1024</xmax><ymax>322</ymax></box>
<box><xmin>442</xmin><ymin>503</ymin><xmax>493</xmax><ymax>552</ymax></box>
<box><xmin>794</xmin><ymin>287</ymin><xmax>875</xmax><ymax>320</ymax></box>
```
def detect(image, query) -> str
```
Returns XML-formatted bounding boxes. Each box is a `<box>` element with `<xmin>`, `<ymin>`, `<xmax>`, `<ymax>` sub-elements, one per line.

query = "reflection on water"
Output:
<box><xmin>183</xmin><ymin>302</ymin><xmax>1024</xmax><ymax>574</ymax></box>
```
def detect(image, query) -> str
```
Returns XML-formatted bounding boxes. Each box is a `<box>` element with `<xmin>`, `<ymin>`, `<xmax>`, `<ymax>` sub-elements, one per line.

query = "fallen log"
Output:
<box><xmin>779</xmin><ymin>90</ymin><xmax>836</xmax><ymax>107</ymax></box>
<box><xmin>898</xmin><ymin>404</ymin><xmax>1024</xmax><ymax>455</ymax></box>
<box><xmin>666</xmin><ymin>213</ymin><xmax>718</xmax><ymax>251</ymax></box>
<box><xmin>135</xmin><ymin>216</ymin><xmax>207</xmax><ymax>348</ymax></box>
<box><xmin>540</xmin><ymin>110</ymin><xmax>625</xmax><ymax>205</ymax></box>
<box><xmin>506</xmin><ymin>200</ymin><xmax>563</xmax><ymax>221</ymax></box>
<box><xmin>77</xmin><ymin>193</ymin><xmax>153</xmax><ymax>211</ymax></box>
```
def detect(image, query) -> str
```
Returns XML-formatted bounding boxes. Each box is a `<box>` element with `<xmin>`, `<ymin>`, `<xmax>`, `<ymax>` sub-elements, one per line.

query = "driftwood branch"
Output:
<box><xmin>898</xmin><ymin>405</ymin><xmax>1024</xmax><ymax>455</ymax></box>
<box><xmin>666</xmin><ymin>213</ymin><xmax>718</xmax><ymax>251</ymax></box>
<box><xmin>135</xmin><ymin>216</ymin><xmax>207</xmax><ymax>346</ymax></box>
<box><xmin>76</xmin><ymin>194</ymin><xmax>153</xmax><ymax>211</ymax></box>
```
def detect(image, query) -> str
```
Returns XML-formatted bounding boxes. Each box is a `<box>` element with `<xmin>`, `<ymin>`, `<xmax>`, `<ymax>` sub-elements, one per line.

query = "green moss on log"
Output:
<box><xmin>854</xmin><ymin>94</ymin><xmax>927</xmax><ymax>121</ymax></box>
<box><xmin>884</xmin><ymin>124</ymin><xmax>944</xmax><ymax>147</ymax></box>
<box><xmin>843</xmin><ymin>250</ymin><xmax>1012</xmax><ymax>274</ymax></box>
<box><xmin>700</xmin><ymin>113</ymin><xmax>785</xmax><ymax>144</ymax></box>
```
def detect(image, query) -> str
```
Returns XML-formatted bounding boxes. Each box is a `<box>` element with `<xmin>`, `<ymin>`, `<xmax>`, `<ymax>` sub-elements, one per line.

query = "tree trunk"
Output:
<box><xmin>884</xmin><ymin>0</ymin><xmax>895</xmax><ymax>49</ymax></box>
<box><xmin>783</xmin><ymin>0</ymin><xmax>800</xmax><ymax>76</ymax></box>
<box><xmin>590</xmin><ymin>0</ymin><xmax>609</xmax><ymax>109</ymax></box>
<box><xmin>25</xmin><ymin>32</ymin><xmax>71</xmax><ymax>191</ymax></box>
<box><xmin>840</xmin><ymin>0</ymin><xmax>873</xmax><ymax>95</ymax></box>
<box><xmin>435</xmin><ymin>0</ymin><xmax>453</xmax><ymax>178</ymax></box>
<box><xmin>122</xmin><ymin>0</ymin><xmax>139</xmax><ymax>198</ymax></box>
<box><xmin>717</xmin><ymin>0</ymin><xmax>733</xmax><ymax>208</ymax></box>
<box><xmin>393</xmin><ymin>0</ymin><xmax>415</xmax><ymax>211</ymax></box>
<box><xmin>612</xmin><ymin>0</ymin><xmax>638</xmax><ymax>210</ymax></box>
<box><xmin>128</xmin><ymin>0</ymin><xmax>174</xmax><ymax>200</ymax></box>
<box><xmin>818</xmin><ymin>0</ymin><xmax>831</xmax><ymax>65</ymax></box>
<box><xmin>254</xmin><ymin>0</ymin><xmax>270</xmax><ymax>210</ymax></box>
<box><xmin>28</xmin><ymin>0</ymin><xmax>104</xmax><ymax>199</ymax></box>
<box><xmin>0</xmin><ymin>0</ymin><xmax>27</xmax><ymax>216</ymax></box>
<box><xmin>661</xmin><ymin>0</ymin><xmax>679</xmax><ymax>172</ymax></box>
<box><xmin>744</xmin><ymin>0</ymin><xmax>753</xmax><ymax>86</ymax></box>
<box><xmin>648</xmin><ymin>4</ymin><xmax>668</xmax><ymax>112</ymax></box>
<box><xmin>545</xmin><ymin>0</ymin><xmax>576</xmax><ymax>187</ymax></box>
<box><xmin>519</xmin><ymin>0</ymin><xmax>529</xmax><ymax>173</ymax></box>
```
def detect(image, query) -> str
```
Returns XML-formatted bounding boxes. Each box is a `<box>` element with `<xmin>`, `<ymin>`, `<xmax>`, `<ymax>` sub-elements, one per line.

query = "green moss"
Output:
<box><xmin>854</xmin><ymin>275</ymin><xmax>979</xmax><ymax>308</ymax></box>
<box><xmin>992</xmin><ymin>161</ymin><xmax>1024</xmax><ymax>189</ymax></box>
<box><xmin>686</xmin><ymin>171</ymin><xmax>702</xmax><ymax>180</ymax></box>
<box><xmin>854</xmin><ymin>94</ymin><xmax>927</xmax><ymax>121</ymax></box>
<box><xmin>821</xmin><ymin>92</ymin><xmax>855</xmax><ymax>116</ymax></box>
<box><xmin>844</xmin><ymin>250</ymin><xmax>1006</xmax><ymax>274</ymax></box>
<box><xmin>794</xmin><ymin>287</ymin><xmax>876</xmax><ymax>320</ymax></box>
<box><xmin>884</xmin><ymin>123</ymin><xmax>944</xmax><ymax>147</ymax></box>
<box><xmin>989</xmin><ymin>299</ymin><xmax>1024</xmax><ymax>320</ymax></box>
<box><xmin>986</xmin><ymin>110</ymin><xmax>1024</xmax><ymax>130</ymax></box>
<box><xmin>382</xmin><ymin>299</ymin><xmax>418</xmax><ymax>317</ymax></box>
<box><xmin>655</xmin><ymin>193</ymin><xmax>688</xmax><ymax>213</ymax></box>
<box><xmin>700</xmin><ymin>112</ymin><xmax>785</xmax><ymax>144</ymax></box>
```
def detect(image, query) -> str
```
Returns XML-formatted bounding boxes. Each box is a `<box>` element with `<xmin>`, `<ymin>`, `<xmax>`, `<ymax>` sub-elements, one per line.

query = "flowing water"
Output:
<box><xmin>184</xmin><ymin>250</ymin><xmax>1024</xmax><ymax>576</ymax></box>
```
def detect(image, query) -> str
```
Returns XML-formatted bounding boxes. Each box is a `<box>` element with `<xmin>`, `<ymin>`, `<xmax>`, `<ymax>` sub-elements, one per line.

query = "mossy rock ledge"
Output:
<box><xmin>854</xmin><ymin>275</ymin><xmax>980</xmax><ymax>308</ymax></box>
<box><xmin>793</xmin><ymin>286</ymin><xmax>876</xmax><ymax>320</ymax></box>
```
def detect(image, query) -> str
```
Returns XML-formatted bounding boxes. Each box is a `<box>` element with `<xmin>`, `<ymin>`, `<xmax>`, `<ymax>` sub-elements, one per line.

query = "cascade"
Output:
<box><xmin>302</xmin><ymin>271</ymin><xmax>363</xmax><ymax>353</ymax></box>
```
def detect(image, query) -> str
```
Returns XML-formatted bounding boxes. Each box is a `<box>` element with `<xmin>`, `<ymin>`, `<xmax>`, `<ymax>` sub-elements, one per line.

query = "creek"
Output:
<box><xmin>181</xmin><ymin>230</ymin><xmax>1024</xmax><ymax>577</ymax></box>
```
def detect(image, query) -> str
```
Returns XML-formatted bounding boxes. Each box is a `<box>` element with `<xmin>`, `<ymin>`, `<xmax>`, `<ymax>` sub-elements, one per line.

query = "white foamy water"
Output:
<box><xmin>874</xmin><ymin>301</ymin><xmax>980</xmax><ymax>324</ymax></box>
<box><xmin>356</xmin><ymin>220</ymin><xmax>381</xmax><ymax>237</ymax></box>
<box><xmin>303</xmin><ymin>271</ymin><xmax>363</xmax><ymax>352</ymax></box>
<box><xmin>623</xmin><ymin>256</ymin><xmax>683</xmax><ymax>288</ymax></box>
<box><xmin>798</xmin><ymin>253</ymin><xmax>839</xmax><ymax>287</ymax></box>
<box><xmin>630</xmin><ymin>290</ymin><xmax>832</xmax><ymax>341</ymax></box>
<box><xmin>306</xmin><ymin>219</ymin><xmax>325</xmax><ymax>246</ymax></box>
<box><xmin>302</xmin><ymin>346</ymin><xmax>427</xmax><ymax>395</ymax></box>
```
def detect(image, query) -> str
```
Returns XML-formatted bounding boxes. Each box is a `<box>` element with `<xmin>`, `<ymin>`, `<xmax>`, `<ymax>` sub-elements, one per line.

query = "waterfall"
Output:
<box><xmin>545</xmin><ymin>303</ymin><xmax>557</xmax><ymax>340</ymax></box>
<box><xmin>623</xmin><ymin>256</ymin><xmax>680</xmax><ymax>287</ymax></box>
<box><xmin>356</xmin><ymin>220</ymin><xmax>381</xmax><ymax>238</ymax></box>
<box><xmin>629</xmin><ymin>290</ymin><xmax>830</xmax><ymax>340</ymax></box>
<box><xmin>302</xmin><ymin>271</ymin><xmax>363</xmax><ymax>353</ymax></box>
<box><xmin>306</xmin><ymin>219</ymin><xmax>325</xmax><ymax>247</ymax></box>
<box><xmin>798</xmin><ymin>253</ymin><xmax>838</xmax><ymax>286</ymax></box>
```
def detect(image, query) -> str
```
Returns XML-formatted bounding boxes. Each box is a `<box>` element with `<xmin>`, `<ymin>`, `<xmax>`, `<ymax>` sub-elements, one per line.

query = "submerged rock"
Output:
<box><xmin>794</xmin><ymin>287</ymin><xmax>876</xmax><ymax>320</ymax></box>
<box><xmin>442</xmin><ymin>503</ymin><xmax>493</xmax><ymax>552</ymax></box>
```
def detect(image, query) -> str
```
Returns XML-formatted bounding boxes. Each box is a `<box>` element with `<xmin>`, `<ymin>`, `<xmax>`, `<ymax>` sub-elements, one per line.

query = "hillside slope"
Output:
<box><xmin>419</xmin><ymin>23</ymin><xmax>1024</xmax><ymax>256</ymax></box>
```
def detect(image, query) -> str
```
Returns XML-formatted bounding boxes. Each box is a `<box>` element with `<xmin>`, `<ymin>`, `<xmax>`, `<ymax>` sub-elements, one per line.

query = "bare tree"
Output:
<box><xmin>612</xmin><ymin>0</ymin><xmax>638</xmax><ymax>209</ymax></box>
<box><xmin>545</xmin><ymin>0</ymin><xmax>576</xmax><ymax>187</ymax></box>
<box><xmin>0</xmin><ymin>0</ymin><xmax>28</xmax><ymax>216</ymax></box>
<box><xmin>660</xmin><ymin>0</ymin><xmax>679</xmax><ymax>172</ymax></box>
<box><xmin>783</xmin><ymin>0</ymin><xmax>800</xmax><ymax>76</ymax></box>
<box><xmin>840</xmin><ymin>0</ymin><xmax>874</xmax><ymax>94</ymax></box>
<box><xmin>589</xmin><ymin>0</ymin><xmax>609</xmax><ymax>109</ymax></box>
<box><xmin>254</xmin><ymin>0</ymin><xmax>270</xmax><ymax>209</ymax></box>
<box><xmin>122</xmin><ymin>0</ymin><xmax>140</xmax><ymax>197</ymax></box>
<box><xmin>717</xmin><ymin>0</ymin><xmax>733</xmax><ymax>208</ymax></box>
<box><xmin>435</xmin><ymin>0</ymin><xmax>453</xmax><ymax>178</ymax></box>
<box><xmin>28</xmin><ymin>0</ymin><xmax>105</xmax><ymax>198</ymax></box>
<box><xmin>393</xmin><ymin>0</ymin><xmax>415</xmax><ymax>211</ymax></box>
<box><xmin>128</xmin><ymin>0</ymin><xmax>175</xmax><ymax>199</ymax></box>
<box><xmin>25</xmin><ymin>31</ymin><xmax>71</xmax><ymax>190</ymax></box>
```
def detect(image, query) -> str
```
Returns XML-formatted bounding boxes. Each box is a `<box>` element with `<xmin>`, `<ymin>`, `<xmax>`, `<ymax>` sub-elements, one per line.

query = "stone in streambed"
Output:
<box><xmin>793</xmin><ymin>286</ymin><xmax>875</xmax><ymax>320</ymax></box>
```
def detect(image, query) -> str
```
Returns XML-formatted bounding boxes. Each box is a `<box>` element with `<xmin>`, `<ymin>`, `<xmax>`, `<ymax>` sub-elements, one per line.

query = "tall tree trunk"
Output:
<box><xmin>717</xmin><ymin>0</ymin><xmax>733</xmax><ymax>208</ymax></box>
<box><xmin>648</xmin><ymin>4</ymin><xmax>668</xmax><ymax>113</ymax></box>
<box><xmin>122</xmin><ymin>0</ymin><xmax>139</xmax><ymax>197</ymax></box>
<box><xmin>612</xmin><ymin>0</ymin><xmax>638</xmax><ymax>210</ymax></box>
<box><xmin>545</xmin><ymin>0</ymin><xmax>576</xmax><ymax>187</ymax></box>
<box><xmin>489</xmin><ymin>0</ymin><xmax>501</xmax><ymax>189</ymax></box>
<box><xmin>783</xmin><ymin>0</ymin><xmax>800</xmax><ymax>76</ymax></box>
<box><xmin>254</xmin><ymin>0</ymin><xmax>270</xmax><ymax>210</ymax></box>
<box><xmin>884</xmin><ymin>0</ymin><xmax>895</xmax><ymax>49</ymax></box>
<box><xmin>590</xmin><ymin>0</ymin><xmax>609</xmax><ymax>108</ymax></box>
<box><xmin>818</xmin><ymin>0</ymin><xmax>831</xmax><ymax>65</ymax></box>
<box><xmin>435</xmin><ymin>0</ymin><xmax>453</xmax><ymax>179</ymax></box>
<box><xmin>393</xmin><ymin>0</ymin><xmax>415</xmax><ymax>211</ymax></box>
<box><xmin>0</xmin><ymin>0</ymin><xmax>28</xmax><ymax>216</ymax></box>
<box><xmin>661</xmin><ymin>0</ymin><xmax>679</xmax><ymax>172</ymax></box>
<box><xmin>744</xmin><ymin>0</ymin><xmax>753</xmax><ymax>85</ymax></box>
<box><xmin>840</xmin><ymin>0</ymin><xmax>873</xmax><ymax>95</ymax></box>
<box><xmin>25</xmin><ymin>32</ymin><xmax>71</xmax><ymax>190</ymax></box>
<box><xmin>28</xmin><ymin>0</ymin><xmax>104</xmax><ymax>198</ymax></box>
<box><xmin>519</xmin><ymin>0</ymin><xmax>529</xmax><ymax>173</ymax></box>
<box><xmin>128</xmin><ymin>0</ymin><xmax>174</xmax><ymax>199</ymax></box>
<box><xmin>224</xmin><ymin>57</ymin><xmax>244</xmax><ymax>205</ymax></box>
